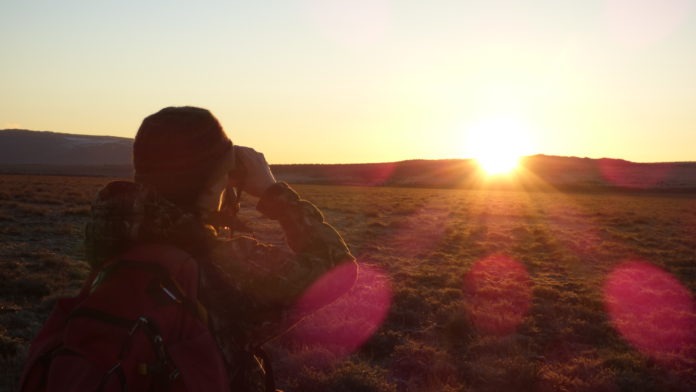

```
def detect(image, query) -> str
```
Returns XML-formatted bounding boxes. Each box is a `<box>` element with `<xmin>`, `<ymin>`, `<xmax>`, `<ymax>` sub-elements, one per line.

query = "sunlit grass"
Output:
<box><xmin>1</xmin><ymin>175</ymin><xmax>695</xmax><ymax>391</ymax></box>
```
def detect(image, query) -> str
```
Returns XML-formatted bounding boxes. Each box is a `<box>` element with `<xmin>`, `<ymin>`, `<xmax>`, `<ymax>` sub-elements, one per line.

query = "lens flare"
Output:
<box><xmin>604</xmin><ymin>0</ymin><xmax>693</xmax><ymax>48</ymax></box>
<box><xmin>286</xmin><ymin>262</ymin><xmax>392</xmax><ymax>364</ymax></box>
<box><xmin>598</xmin><ymin>159</ymin><xmax>674</xmax><ymax>189</ymax></box>
<box><xmin>303</xmin><ymin>0</ymin><xmax>390</xmax><ymax>47</ymax></box>
<box><xmin>604</xmin><ymin>261</ymin><xmax>696</xmax><ymax>369</ymax></box>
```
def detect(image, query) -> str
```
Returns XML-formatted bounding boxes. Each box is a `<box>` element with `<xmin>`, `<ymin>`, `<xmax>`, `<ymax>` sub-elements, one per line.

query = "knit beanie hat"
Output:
<box><xmin>133</xmin><ymin>106</ymin><xmax>233</xmax><ymax>208</ymax></box>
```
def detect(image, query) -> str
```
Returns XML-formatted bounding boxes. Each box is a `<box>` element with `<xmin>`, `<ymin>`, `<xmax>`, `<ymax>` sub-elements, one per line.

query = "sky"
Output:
<box><xmin>1</xmin><ymin>0</ymin><xmax>695</xmax><ymax>164</ymax></box>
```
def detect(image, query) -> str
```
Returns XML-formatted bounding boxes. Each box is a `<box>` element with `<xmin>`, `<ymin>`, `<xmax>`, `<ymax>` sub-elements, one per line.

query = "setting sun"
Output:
<box><xmin>465</xmin><ymin>116</ymin><xmax>535</xmax><ymax>176</ymax></box>
<box><xmin>476</xmin><ymin>153</ymin><xmax>520</xmax><ymax>175</ymax></box>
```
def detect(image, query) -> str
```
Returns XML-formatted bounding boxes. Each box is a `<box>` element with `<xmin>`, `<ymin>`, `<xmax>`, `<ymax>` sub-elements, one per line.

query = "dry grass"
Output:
<box><xmin>0</xmin><ymin>175</ymin><xmax>106</xmax><ymax>388</ymax></box>
<box><xmin>1</xmin><ymin>174</ymin><xmax>695</xmax><ymax>391</ymax></box>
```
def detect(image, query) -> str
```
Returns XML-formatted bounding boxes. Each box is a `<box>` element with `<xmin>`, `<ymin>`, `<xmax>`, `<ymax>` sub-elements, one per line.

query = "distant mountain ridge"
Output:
<box><xmin>0</xmin><ymin>129</ymin><xmax>132</xmax><ymax>165</ymax></box>
<box><xmin>1</xmin><ymin>129</ymin><xmax>695</xmax><ymax>192</ymax></box>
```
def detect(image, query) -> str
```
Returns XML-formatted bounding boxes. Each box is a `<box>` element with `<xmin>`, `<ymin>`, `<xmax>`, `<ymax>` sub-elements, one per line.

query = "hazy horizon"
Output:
<box><xmin>2</xmin><ymin>1</ymin><xmax>695</xmax><ymax>164</ymax></box>
<box><xmin>2</xmin><ymin>127</ymin><xmax>696</xmax><ymax>165</ymax></box>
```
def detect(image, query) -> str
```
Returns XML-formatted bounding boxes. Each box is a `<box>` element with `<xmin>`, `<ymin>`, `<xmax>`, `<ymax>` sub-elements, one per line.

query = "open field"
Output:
<box><xmin>1</xmin><ymin>174</ymin><xmax>694</xmax><ymax>391</ymax></box>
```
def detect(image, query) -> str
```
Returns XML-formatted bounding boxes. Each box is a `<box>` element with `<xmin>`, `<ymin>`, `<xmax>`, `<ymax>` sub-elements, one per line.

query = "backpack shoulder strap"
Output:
<box><xmin>90</xmin><ymin>246</ymin><xmax>209</xmax><ymax>324</ymax></box>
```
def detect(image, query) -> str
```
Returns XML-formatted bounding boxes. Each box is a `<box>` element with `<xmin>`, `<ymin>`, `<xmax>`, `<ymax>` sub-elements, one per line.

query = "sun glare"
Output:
<box><xmin>465</xmin><ymin>116</ymin><xmax>535</xmax><ymax>176</ymax></box>
<box><xmin>476</xmin><ymin>153</ymin><xmax>520</xmax><ymax>175</ymax></box>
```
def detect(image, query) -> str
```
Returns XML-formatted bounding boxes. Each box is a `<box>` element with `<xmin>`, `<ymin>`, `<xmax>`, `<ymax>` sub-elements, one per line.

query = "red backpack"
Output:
<box><xmin>19</xmin><ymin>244</ymin><xmax>231</xmax><ymax>392</ymax></box>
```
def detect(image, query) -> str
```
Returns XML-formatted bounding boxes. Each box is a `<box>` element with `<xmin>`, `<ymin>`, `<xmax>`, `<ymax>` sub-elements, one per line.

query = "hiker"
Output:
<box><xmin>21</xmin><ymin>106</ymin><xmax>357</xmax><ymax>391</ymax></box>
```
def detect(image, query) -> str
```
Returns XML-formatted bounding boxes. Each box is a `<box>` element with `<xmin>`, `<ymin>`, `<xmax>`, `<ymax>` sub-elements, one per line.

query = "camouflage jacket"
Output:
<box><xmin>85</xmin><ymin>181</ymin><xmax>357</xmax><ymax>388</ymax></box>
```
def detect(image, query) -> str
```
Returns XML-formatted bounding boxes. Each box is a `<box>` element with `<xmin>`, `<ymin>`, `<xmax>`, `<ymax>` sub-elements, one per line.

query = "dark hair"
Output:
<box><xmin>133</xmin><ymin>107</ymin><xmax>232</xmax><ymax>208</ymax></box>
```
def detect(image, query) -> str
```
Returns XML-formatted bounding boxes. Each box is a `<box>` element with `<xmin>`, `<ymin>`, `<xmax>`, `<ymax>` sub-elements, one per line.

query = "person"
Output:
<box><xmin>84</xmin><ymin>106</ymin><xmax>358</xmax><ymax>390</ymax></box>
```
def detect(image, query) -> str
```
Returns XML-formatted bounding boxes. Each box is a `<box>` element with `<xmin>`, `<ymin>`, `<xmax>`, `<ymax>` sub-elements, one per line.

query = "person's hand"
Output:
<box><xmin>231</xmin><ymin>146</ymin><xmax>277</xmax><ymax>197</ymax></box>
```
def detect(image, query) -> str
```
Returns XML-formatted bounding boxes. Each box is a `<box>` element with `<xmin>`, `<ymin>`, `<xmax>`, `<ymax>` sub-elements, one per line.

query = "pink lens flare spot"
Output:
<box><xmin>603</xmin><ymin>261</ymin><xmax>696</xmax><ymax>367</ymax></box>
<box><xmin>315</xmin><ymin>162</ymin><xmax>397</xmax><ymax>186</ymax></box>
<box><xmin>462</xmin><ymin>254</ymin><xmax>532</xmax><ymax>336</ymax></box>
<box><xmin>289</xmin><ymin>261</ymin><xmax>359</xmax><ymax>316</ymax></box>
<box><xmin>598</xmin><ymin>159</ymin><xmax>675</xmax><ymax>190</ymax></box>
<box><xmin>287</xmin><ymin>262</ymin><xmax>392</xmax><ymax>363</ymax></box>
<box><xmin>304</xmin><ymin>0</ymin><xmax>391</xmax><ymax>47</ymax></box>
<box><xmin>604</xmin><ymin>0</ymin><xmax>693</xmax><ymax>48</ymax></box>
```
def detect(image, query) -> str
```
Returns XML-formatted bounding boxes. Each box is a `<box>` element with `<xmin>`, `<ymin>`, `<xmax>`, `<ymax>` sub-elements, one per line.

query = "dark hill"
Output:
<box><xmin>1</xmin><ymin>129</ymin><xmax>694</xmax><ymax>192</ymax></box>
<box><xmin>0</xmin><ymin>129</ymin><xmax>132</xmax><ymax>165</ymax></box>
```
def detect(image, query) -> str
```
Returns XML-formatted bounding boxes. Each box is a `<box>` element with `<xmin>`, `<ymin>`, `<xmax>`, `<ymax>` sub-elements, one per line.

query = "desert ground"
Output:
<box><xmin>1</xmin><ymin>174</ymin><xmax>694</xmax><ymax>391</ymax></box>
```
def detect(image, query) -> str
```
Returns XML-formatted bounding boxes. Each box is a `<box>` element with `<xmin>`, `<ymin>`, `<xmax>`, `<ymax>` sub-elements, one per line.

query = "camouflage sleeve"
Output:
<box><xmin>201</xmin><ymin>182</ymin><xmax>357</xmax><ymax>345</ymax></box>
<box><xmin>255</xmin><ymin>182</ymin><xmax>353</xmax><ymax>261</ymax></box>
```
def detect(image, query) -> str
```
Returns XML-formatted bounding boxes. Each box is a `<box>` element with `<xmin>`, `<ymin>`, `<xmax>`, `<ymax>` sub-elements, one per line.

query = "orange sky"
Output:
<box><xmin>1</xmin><ymin>1</ymin><xmax>695</xmax><ymax>163</ymax></box>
